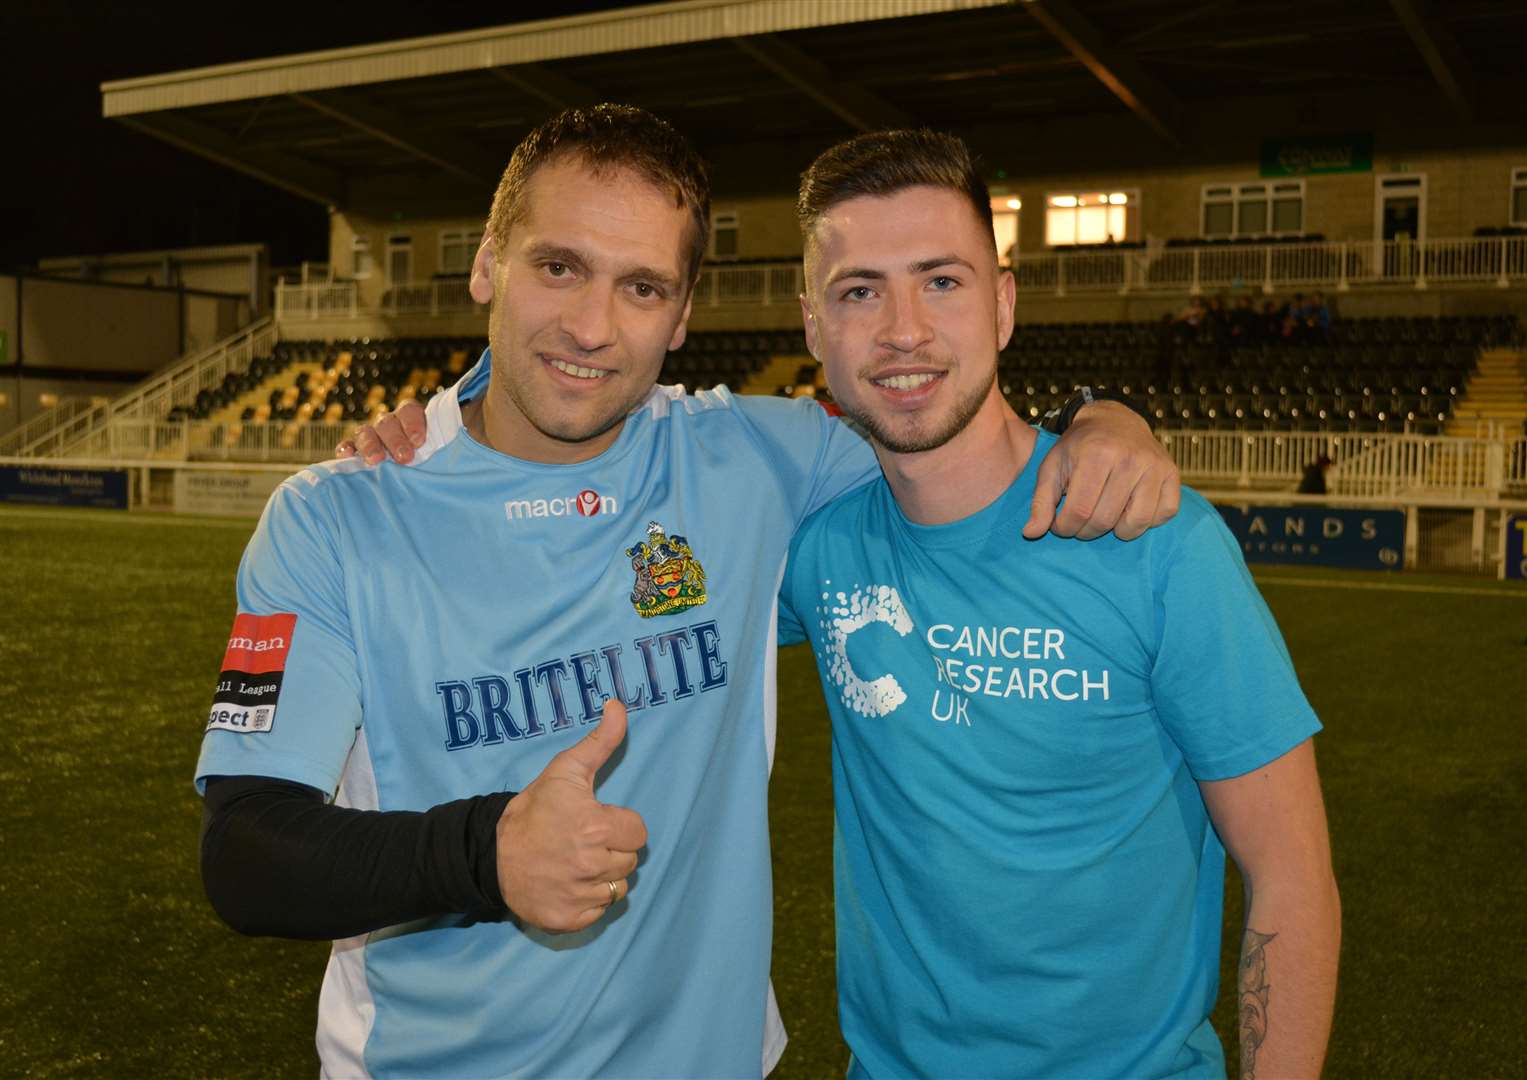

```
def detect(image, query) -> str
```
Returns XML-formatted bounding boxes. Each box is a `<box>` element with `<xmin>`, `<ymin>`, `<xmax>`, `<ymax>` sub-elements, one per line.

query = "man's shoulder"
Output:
<box><xmin>793</xmin><ymin>476</ymin><xmax>882</xmax><ymax>549</ymax></box>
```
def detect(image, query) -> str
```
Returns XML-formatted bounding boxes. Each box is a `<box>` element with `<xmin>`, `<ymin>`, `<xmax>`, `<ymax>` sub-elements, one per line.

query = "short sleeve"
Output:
<box><xmin>1149</xmin><ymin>497</ymin><xmax>1322</xmax><ymax>781</ymax></box>
<box><xmin>776</xmin><ymin>548</ymin><xmax>808</xmax><ymax>648</ymax></box>
<box><xmin>732</xmin><ymin>397</ymin><xmax>878</xmax><ymax>530</ymax></box>
<box><xmin>194</xmin><ymin>476</ymin><xmax>363</xmax><ymax>796</ymax></box>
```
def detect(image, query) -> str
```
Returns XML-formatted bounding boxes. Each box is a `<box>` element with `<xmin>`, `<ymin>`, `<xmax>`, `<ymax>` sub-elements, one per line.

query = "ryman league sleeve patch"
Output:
<box><xmin>206</xmin><ymin>612</ymin><xmax>297</xmax><ymax>735</ymax></box>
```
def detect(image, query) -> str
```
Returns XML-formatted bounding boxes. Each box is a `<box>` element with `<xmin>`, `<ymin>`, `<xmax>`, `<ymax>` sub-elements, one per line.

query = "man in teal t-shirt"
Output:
<box><xmin>778</xmin><ymin>131</ymin><xmax>1342</xmax><ymax>1078</ymax></box>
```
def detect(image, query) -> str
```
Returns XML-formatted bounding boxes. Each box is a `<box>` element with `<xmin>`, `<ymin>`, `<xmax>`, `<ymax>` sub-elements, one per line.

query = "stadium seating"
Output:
<box><xmin>164</xmin><ymin>317</ymin><xmax>1515</xmax><ymax>439</ymax></box>
<box><xmin>999</xmin><ymin>314</ymin><xmax>1520</xmax><ymax>433</ymax></box>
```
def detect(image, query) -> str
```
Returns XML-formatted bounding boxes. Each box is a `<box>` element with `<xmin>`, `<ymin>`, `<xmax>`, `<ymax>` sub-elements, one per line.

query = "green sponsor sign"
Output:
<box><xmin>1260</xmin><ymin>133</ymin><xmax>1373</xmax><ymax>177</ymax></box>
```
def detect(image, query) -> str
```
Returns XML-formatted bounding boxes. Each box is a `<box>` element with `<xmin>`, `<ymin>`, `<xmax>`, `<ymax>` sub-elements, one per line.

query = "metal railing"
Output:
<box><xmin>0</xmin><ymin>396</ymin><xmax>107</xmax><ymax>457</ymax></box>
<box><xmin>1011</xmin><ymin>236</ymin><xmax>1527</xmax><ymax>296</ymax></box>
<box><xmin>1162</xmin><ymin>428</ymin><xmax>1524</xmax><ymax>499</ymax></box>
<box><xmin>32</xmin><ymin>418</ymin><xmax>1527</xmax><ymax>502</ymax></box>
<box><xmin>0</xmin><ymin>318</ymin><xmax>278</xmax><ymax>459</ymax></box>
<box><xmin>276</xmin><ymin>262</ymin><xmax>808</xmax><ymax>320</ymax></box>
<box><xmin>65</xmin><ymin>419</ymin><xmax>352</xmax><ymax>463</ymax></box>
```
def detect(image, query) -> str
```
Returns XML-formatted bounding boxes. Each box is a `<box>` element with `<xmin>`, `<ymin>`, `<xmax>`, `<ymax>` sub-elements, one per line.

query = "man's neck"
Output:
<box><xmin>461</xmin><ymin>379</ymin><xmax>625</xmax><ymax>464</ymax></box>
<box><xmin>875</xmin><ymin>388</ymin><xmax>1038</xmax><ymax>526</ymax></box>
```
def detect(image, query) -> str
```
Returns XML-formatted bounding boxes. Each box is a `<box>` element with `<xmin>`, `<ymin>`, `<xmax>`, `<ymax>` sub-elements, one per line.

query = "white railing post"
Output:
<box><xmin>1190</xmin><ymin>249</ymin><xmax>1201</xmax><ymax>295</ymax></box>
<box><xmin>762</xmin><ymin>270</ymin><xmax>771</xmax><ymax>307</ymax></box>
<box><xmin>1056</xmin><ymin>256</ymin><xmax>1066</xmax><ymax>298</ymax></box>
<box><xmin>1119</xmin><ymin>251</ymin><xmax>1132</xmax><ymax>295</ymax></box>
<box><xmin>1337</xmin><ymin>241</ymin><xmax>1350</xmax><ymax>291</ymax></box>
<box><xmin>1415</xmin><ymin>238</ymin><xmax>1428</xmax><ymax>290</ymax></box>
<box><xmin>1263</xmin><ymin>245</ymin><xmax>1273</xmax><ymax>294</ymax></box>
<box><xmin>1499</xmin><ymin>237</ymin><xmax>1510</xmax><ymax>288</ymax></box>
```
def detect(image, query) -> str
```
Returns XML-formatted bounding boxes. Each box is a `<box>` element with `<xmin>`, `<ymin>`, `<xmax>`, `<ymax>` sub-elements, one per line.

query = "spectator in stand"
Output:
<box><xmin>1260</xmin><ymin>299</ymin><xmax>1283</xmax><ymax>341</ymax></box>
<box><xmin>1229</xmin><ymin>296</ymin><xmax>1261</xmax><ymax>344</ymax></box>
<box><xmin>1206</xmin><ymin>295</ymin><xmax>1231</xmax><ymax>346</ymax></box>
<box><xmin>1298</xmin><ymin>454</ymin><xmax>1332</xmax><ymax>494</ymax></box>
<box><xmin>1306</xmin><ymin>291</ymin><xmax>1333</xmax><ymax>343</ymax></box>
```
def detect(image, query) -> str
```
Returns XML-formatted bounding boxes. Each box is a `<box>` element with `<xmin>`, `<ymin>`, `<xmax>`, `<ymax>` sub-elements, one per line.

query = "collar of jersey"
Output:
<box><xmin>438</xmin><ymin>347</ymin><xmax>650</xmax><ymax>473</ymax></box>
<box><xmin>880</xmin><ymin>429</ymin><xmax>1056</xmax><ymax>550</ymax></box>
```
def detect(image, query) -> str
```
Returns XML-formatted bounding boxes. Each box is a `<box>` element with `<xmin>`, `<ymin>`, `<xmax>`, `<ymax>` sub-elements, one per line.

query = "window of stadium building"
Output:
<box><xmin>439</xmin><ymin>230</ymin><xmax>482</xmax><ymax>277</ymax></box>
<box><xmin>1045</xmin><ymin>192</ymin><xmax>1136</xmax><ymax>246</ymax></box>
<box><xmin>352</xmin><ymin>236</ymin><xmax>373</xmax><ymax>279</ymax></box>
<box><xmin>1202</xmin><ymin>180</ymin><xmax>1305</xmax><ymax>238</ymax></box>
<box><xmin>989</xmin><ymin>194</ymin><xmax>1020</xmax><ymax>265</ymax></box>
<box><xmin>710</xmin><ymin>211</ymin><xmax>739</xmax><ymax>260</ymax></box>
<box><xmin>1512</xmin><ymin>167</ymin><xmax>1527</xmax><ymax>227</ymax></box>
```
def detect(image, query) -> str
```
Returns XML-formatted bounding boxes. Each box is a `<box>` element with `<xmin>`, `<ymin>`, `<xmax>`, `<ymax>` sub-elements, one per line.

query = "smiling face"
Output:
<box><xmin>801</xmin><ymin>184</ymin><xmax>1015</xmax><ymax>455</ymax></box>
<box><xmin>469</xmin><ymin>155</ymin><xmax>695</xmax><ymax>462</ymax></box>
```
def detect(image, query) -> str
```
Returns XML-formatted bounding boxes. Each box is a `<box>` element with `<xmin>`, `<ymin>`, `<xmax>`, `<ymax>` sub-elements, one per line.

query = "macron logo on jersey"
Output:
<box><xmin>505</xmin><ymin>488</ymin><xmax>618</xmax><ymax>522</ymax></box>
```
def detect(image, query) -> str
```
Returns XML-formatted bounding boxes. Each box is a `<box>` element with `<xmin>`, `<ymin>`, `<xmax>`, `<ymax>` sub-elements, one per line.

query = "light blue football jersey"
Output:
<box><xmin>779</xmin><ymin>430</ymin><xmax>1321</xmax><ymax>1080</ymax></box>
<box><xmin>196</xmin><ymin>353</ymin><xmax>877</xmax><ymax>1079</ymax></box>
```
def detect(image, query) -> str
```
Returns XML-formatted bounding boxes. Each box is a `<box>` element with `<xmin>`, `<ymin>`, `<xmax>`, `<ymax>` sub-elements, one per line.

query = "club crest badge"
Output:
<box><xmin>626</xmin><ymin>520</ymin><xmax>707</xmax><ymax>618</ymax></box>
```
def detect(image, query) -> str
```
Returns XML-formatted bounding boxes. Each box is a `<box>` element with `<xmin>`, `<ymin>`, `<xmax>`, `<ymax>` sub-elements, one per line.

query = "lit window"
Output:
<box><xmin>989</xmin><ymin>194</ymin><xmax>1020</xmax><ymax>265</ymax></box>
<box><xmin>1512</xmin><ymin>168</ymin><xmax>1527</xmax><ymax>227</ymax></box>
<box><xmin>710</xmin><ymin>211</ymin><xmax>739</xmax><ymax>260</ymax></box>
<box><xmin>1045</xmin><ymin>192</ymin><xmax>1135</xmax><ymax>246</ymax></box>
<box><xmin>439</xmin><ymin>230</ymin><xmax>483</xmax><ymax>276</ymax></box>
<box><xmin>352</xmin><ymin>235</ymin><xmax>373</xmax><ymax>279</ymax></box>
<box><xmin>1202</xmin><ymin>181</ymin><xmax>1305</xmax><ymax>238</ymax></box>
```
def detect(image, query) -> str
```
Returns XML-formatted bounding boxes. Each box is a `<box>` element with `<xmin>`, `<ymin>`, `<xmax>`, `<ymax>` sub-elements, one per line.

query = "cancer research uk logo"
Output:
<box><xmin>817</xmin><ymin>582</ymin><xmax>1112</xmax><ymax>728</ymax></box>
<box><xmin>504</xmin><ymin>488</ymin><xmax>617</xmax><ymax>522</ymax></box>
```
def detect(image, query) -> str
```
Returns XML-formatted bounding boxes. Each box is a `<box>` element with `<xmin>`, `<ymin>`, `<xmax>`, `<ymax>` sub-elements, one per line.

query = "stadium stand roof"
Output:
<box><xmin>101</xmin><ymin>0</ymin><xmax>1527</xmax><ymax>210</ymax></box>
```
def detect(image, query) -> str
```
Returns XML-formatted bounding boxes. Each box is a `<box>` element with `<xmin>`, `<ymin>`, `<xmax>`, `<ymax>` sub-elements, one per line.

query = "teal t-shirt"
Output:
<box><xmin>780</xmin><ymin>430</ymin><xmax>1321</xmax><ymax>1079</ymax></box>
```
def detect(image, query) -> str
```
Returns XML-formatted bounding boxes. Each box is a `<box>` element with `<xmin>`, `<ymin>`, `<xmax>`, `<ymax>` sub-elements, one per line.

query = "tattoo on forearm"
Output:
<box><xmin>1238</xmin><ymin>928</ymin><xmax>1277</xmax><ymax>1080</ymax></box>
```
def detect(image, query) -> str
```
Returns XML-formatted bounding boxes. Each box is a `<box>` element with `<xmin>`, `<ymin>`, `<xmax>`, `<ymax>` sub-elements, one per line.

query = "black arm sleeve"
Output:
<box><xmin>200</xmin><ymin>775</ymin><xmax>516</xmax><ymax>940</ymax></box>
<box><xmin>1041</xmin><ymin>386</ymin><xmax>1154</xmax><ymax>435</ymax></box>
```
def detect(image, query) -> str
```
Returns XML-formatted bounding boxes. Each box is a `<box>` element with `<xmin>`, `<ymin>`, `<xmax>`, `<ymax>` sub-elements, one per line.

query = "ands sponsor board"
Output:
<box><xmin>1215</xmin><ymin>504</ymin><xmax>1404</xmax><ymax>571</ymax></box>
<box><xmin>0</xmin><ymin>465</ymin><xmax>128</xmax><ymax>509</ymax></box>
<box><xmin>173</xmin><ymin>469</ymin><xmax>288</xmax><ymax>516</ymax></box>
<box><xmin>1506</xmin><ymin>515</ymin><xmax>1527</xmax><ymax>581</ymax></box>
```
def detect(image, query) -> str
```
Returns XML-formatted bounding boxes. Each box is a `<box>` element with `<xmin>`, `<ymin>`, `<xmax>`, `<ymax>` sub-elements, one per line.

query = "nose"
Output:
<box><xmin>560</xmin><ymin>281</ymin><xmax>618</xmax><ymax>353</ymax></box>
<box><xmin>879</xmin><ymin>287</ymin><xmax>933</xmax><ymax>354</ymax></box>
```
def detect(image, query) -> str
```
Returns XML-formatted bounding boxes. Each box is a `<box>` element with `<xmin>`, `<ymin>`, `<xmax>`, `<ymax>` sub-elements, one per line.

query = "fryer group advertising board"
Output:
<box><xmin>1215</xmin><ymin>504</ymin><xmax>1404</xmax><ymax>571</ymax></box>
<box><xmin>172</xmin><ymin>469</ymin><xmax>288</xmax><ymax>517</ymax></box>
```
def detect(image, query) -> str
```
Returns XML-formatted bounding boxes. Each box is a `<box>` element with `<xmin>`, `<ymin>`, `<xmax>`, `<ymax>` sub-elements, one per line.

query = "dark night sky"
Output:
<box><xmin>1</xmin><ymin>1</ymin><xmax>640</xmax><ymax>271</ymax></box>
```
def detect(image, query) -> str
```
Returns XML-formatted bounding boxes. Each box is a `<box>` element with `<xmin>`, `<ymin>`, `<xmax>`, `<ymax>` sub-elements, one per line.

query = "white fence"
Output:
<box><xmin>1162</xmin><ymin>429</ymin><xmax>1526</xmax><ymax>499</ymax></box>
<box><xmin>1011</xmin><ymin>235</ymin><xmax>1527</xmax><ymax>296</ymax></box>
<box><xmin>30</xmin><ymin>419</ymin><xmax>1527</xmax><ymax>507</ymax></box>
<box><xmin>63</xmin><ymin>419</ymin><xmax>350</xmax><ymax>464</ymax></box>
<box><xmin>276</xmin><ymin>262</ymin><xmax>808</xmax><ymax>320</ymax></box>
<box><xmin>0</xmin><ymin>318</ymin><xmax>279</xmax><ymax>459</ymax></box>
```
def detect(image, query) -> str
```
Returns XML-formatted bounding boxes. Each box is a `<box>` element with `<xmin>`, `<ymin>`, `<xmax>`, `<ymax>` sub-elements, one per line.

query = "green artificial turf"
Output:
<box><xmin>2</xmin><ymin>507</ymin><xmax>1523</xmax><ymax>1077</ymax></box>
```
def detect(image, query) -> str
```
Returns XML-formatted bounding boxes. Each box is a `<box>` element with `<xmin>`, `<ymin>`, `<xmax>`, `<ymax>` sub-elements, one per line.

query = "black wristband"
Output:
<box><xmin>1042</xmin><ymin>386</ymin><xmax>1153</xmax><ymax>434</ymax></box>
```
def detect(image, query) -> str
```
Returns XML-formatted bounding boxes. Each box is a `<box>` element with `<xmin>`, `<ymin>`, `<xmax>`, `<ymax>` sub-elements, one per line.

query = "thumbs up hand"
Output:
<box><xmin>495</xmin><ymin>699</ymin><xmax>648</xmax><ymax>932</ymax></box>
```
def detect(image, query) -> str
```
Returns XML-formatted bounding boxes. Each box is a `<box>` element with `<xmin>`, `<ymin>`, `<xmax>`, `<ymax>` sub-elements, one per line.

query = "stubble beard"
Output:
<box><xmin>839</xmin><ymin>360</ymin><xmax>996</xmax><ymax>455</ymax></box>
<box><xmin>496</xmin><ymin>348</ymin><xmax>648</xmax><ymax>448</ymax></box>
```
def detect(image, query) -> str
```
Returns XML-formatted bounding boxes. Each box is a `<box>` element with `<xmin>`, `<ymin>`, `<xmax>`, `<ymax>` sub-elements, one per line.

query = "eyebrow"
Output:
<box><xmin>617</xmin><ymin>265</ymin><xmax>682</xmax><ymax>295</ymax></box>
<box><xmin>525</xmin><ymin>242</ymin><xmax>681</xmax><ymax>294</ymax></box>
<box><xmin>525</xmin><ymin>243</ymin><xmax>589</xmax><ymax>271</ymax></box>
<box><xmin>825</xmin><ymin>254</ymin><xmax>976</xmax><ymax>287</ymax></box>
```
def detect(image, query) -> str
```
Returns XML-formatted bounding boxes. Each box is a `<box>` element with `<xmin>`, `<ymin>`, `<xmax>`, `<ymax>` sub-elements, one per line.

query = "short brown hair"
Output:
<box><xmin>796</xmin><ymin>129</ymin><xmax>993</xmax><ymax>251</ymax></box>
<box><xmin>486</xmin><ymin>104</ymin><xmax>711</xmax><ymax>281</ymax></box>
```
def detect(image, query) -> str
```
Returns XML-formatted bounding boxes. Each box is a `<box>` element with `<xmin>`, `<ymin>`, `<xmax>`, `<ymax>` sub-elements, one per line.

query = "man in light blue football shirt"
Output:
<box><xmin>196</xmin><ymin>107</ymin><xmax>1182</xmax><ymax>1078</ymax></box>
<box><xmin>778</xmin><ymin>131</ymin><xmax>1341</xmax><ymax>1079</ymax></box>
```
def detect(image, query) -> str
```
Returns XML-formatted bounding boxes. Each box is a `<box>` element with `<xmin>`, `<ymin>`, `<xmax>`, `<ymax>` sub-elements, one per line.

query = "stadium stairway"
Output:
<box><xmin>1445</xmin><ymin>348</ymin><xmax>1527</xmax><ymax>437</ymax></box>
